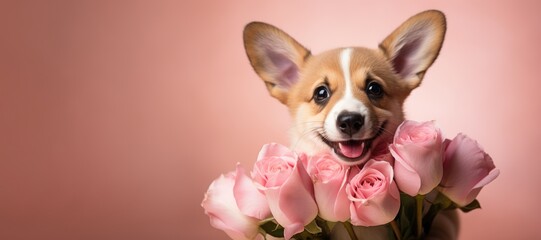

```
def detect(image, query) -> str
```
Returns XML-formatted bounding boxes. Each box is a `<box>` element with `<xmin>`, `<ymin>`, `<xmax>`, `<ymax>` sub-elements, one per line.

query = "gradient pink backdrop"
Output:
<box><xmin>0</xmin><ymin>1</ymin><xmax>539</xmax><ymax>239</ymax></box>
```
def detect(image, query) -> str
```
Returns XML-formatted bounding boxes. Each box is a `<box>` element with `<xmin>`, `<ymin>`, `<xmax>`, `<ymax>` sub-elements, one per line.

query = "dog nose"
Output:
<box><xmin>337</xmin><ymin>112</ymin><xmax>364</xmax><ymax>136</ymax></box>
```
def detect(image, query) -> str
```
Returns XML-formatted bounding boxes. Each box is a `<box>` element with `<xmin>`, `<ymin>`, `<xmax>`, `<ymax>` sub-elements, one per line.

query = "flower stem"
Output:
<box><xmin>390</xmin><ymin>220</ymin><xmax>402</xmax><ymax>240</ymax></box>
<box><xmin>416</xmin><ymin>195</ymin><xmax>425</xmax><ymax>239</ymax></box>
<box><xmin>343</xmin><ymin>221</ymin><xmax>358</xmax><ymax>240</ymax></box>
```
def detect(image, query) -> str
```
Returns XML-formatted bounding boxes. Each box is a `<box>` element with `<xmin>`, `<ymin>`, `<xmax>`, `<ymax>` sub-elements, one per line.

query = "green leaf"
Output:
<box><xmin>432</xmin><ymin>192</ymin><xmax>455</xmax><ymax>209</ymax></box>
<box><xmin>259</xmin><ymin>220</ymin><xmax>284</xmax><ymax>238</ymax></box>
<box><xmin>422</xmin><ymin>201</ymin><xmax>443</xmax><ymax>234</ymax></box>
<box><xmin>398</xmin><ymin>193</ymin><xmax>416</xmax><ymax>239</ymax></box>
<box><xmin>460</xmin><ymin>199</ymin><xmax>481</xmax><ymax>213</ymax></box>
<box><xmin>422</xmin><ymin>192</ymin><xmax>456</xmax><ymax>234</ymax></box>
<box><xmin>288</xmin><ymin>218</ymin><xmax>332</xmax><ymax>240</ymax></box>
<box><xmin>325</xmin><ymin>221</ymin><xmax>336</xmax><ymax>234</ymax></box>
<box><xmin>305</xmin><ymin>219</ymin><xmax>322</xmax><ymax>234</ymax></box>
<box><xmin>386</xmin><ymin>222</ymin><xmax>399</xmax><ymax>240</ymax></box>
<box><xmin>292</xmin><ymin>229</ymin><xmax>329</xmax><ymax>240</ymax></box>
<box><xmin>315</xmin><ymin>217</ymin><xmax>333</xmax><ymax>236</ymax></box>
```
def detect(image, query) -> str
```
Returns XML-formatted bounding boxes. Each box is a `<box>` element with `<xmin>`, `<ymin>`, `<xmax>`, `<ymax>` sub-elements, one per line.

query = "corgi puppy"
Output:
<box><xmin>243</xmin><ymin>10</ymin><xmax>446</xmax><ymax>165</ymax></box>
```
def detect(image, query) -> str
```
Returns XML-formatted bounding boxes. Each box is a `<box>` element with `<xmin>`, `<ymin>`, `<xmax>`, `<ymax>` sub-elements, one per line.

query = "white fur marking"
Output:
<box><xmin>323</xmin><ymin>48</ymin><xmax>372</xmax><ymax>140</ymax></box>
<box><xmin>340</xmin><ymin>48</ymin><xmax>353</xmax><ymax>98</ymax></box>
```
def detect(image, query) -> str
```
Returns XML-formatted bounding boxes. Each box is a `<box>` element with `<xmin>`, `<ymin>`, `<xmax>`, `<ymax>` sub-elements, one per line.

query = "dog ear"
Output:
<box><xmin>244</xmin><ymin>22</ymin><xmax>311</xmax><ymax>104</ymax></box>
<box><xmin>379</xmin><ymin>10</ymin><xmax>446</xmax><ymax>90</ymax></box>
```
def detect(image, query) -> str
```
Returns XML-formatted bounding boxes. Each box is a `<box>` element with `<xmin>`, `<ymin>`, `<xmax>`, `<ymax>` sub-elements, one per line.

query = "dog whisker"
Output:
<box><xmin>290</xmin><ymin>126</ymin><xmax>324</xmax><ymax>152</ymax></box>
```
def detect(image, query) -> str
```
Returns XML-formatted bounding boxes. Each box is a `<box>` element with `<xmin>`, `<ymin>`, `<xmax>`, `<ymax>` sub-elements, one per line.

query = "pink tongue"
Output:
<box><xmin>338</xmin><ymin>142</ymin><xmax>365</xmax><ymax>158</ymax></box>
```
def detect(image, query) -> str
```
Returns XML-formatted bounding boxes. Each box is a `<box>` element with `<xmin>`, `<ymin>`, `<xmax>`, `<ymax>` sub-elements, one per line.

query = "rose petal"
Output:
<box><xmin>234</xmin><ymin>163</ymin><xmax>271</xmax><ymax>220</ymax></box>
<box><xmin>473</xmin><ymin>168</ymin><xmax>500</xmax><ymax>189</ymax></box>
<box><xmin>393</xmin><ymin>143</ymin><xmax>443</xmax><ymax>194</ymax></box>
<box><xmin>276</xmin><ymin>160</ymin><xmax>318</xmax><ymax>237</ymax></box>
<box><xmin>284</xmin><ymin>222</ymin><xmax>305</xmax><ymax>240</ymax></box>
<box><xmin>440</xmin><ymin>133</ymin><xmax>500</xmax><ymax>206</ymax></box>
<box><xmin>390</xmin><ymin>145</ymin><xmax>421</xmax><ymax>196</ymax></box>
<box><xmin>257</xmin><ymin>143</ymin><xmax>297</xmax><ymax>163</ymax></box>
<box><xmin>202</xmin><ymin>173</ymin><xmax>262</xmax><ymax>240</ymax></box>
<box><xmin>347</xmin><ymin>160</ymin><xmax>400</xmax><ymax>226</ymax></box>
<box><xmin>307</xmin><ymin>154</ymin><xmax>351</xmax><ymax>222</ymax></box>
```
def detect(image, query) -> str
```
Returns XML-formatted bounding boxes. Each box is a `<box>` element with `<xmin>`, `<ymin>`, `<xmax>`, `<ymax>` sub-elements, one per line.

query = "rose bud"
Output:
<box><xmin>306</xmin><ymin>153</ymin><xmax>350</xmax><ymax>222</ymax></box>
<box><xmin>440</xmin><ymin>134</ymin><xmax>500</xmax><ymax>206</ymax></box>
<box><xmin>201</xmin><ymin>172</ymin><xmax>264</xmax><ymax>240</ymax></box>
<box><xmin>389</xmin><ymin>120</ymin><xmax>444</xmax><ymax>196</ymax></box>
<box><xmin>347</xmin><ymin>160</ymin><xmax>400</xmax><ymax>226</ymax></box>
<box><xmin>252</xmin><ymin>143</ymin><xmax>318</xmax><ymax>240</ymax></box>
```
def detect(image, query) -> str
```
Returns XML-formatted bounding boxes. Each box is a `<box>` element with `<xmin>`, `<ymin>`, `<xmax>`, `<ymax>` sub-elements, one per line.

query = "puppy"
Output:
<box><xmin>243</xmin><ymin>10</ymin><xmax>446</xmax><ymax>166</ymax></box>
<box><xmin>244</xmin><ymin>10</ymin><xmax>458</xmax><ymax>240</ymax></box>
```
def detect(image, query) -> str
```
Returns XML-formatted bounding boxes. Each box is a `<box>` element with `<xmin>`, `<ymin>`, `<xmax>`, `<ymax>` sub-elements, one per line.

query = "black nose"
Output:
<box><xmin>337</xmin><ymin>112</ymin><xmax>364</xmax><ymax>136</ymax></box>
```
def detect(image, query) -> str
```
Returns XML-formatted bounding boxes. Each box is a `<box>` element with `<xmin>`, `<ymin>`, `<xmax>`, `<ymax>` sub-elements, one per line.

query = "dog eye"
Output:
<box><xmin>313</xmin><ymin>85</ymin><xmax>330</xmax><ymax>104</ymax></box>
<box><xmin>366</xmin><ymin>81</ymin><xmax>384</xmax><ymax>98</ymax></box>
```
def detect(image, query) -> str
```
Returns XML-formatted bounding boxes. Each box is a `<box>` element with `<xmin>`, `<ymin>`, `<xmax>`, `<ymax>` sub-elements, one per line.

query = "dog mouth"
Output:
<box><xmin>319</xmin><ymin>121</ymin><xmax>387</xmax><ymax>164</ymax></box>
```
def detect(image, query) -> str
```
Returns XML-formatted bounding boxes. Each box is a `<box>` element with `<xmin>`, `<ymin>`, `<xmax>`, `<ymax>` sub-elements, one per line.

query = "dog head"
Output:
<box><xmin>243</xmin><ymin>10</ymin><xmax>446</xmax><ymax>165</ymax></box>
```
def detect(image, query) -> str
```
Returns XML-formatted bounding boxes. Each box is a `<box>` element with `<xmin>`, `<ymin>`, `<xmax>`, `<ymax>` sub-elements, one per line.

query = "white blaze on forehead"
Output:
<box><xmin>340</xmin><ymin>48</ymin><xmax>354</xmax><ymax>98</ymax></box>
<box><xmin>323</xmin><ymin>48</ymin><xmax>372</xmax><ymax>140</ymax></box>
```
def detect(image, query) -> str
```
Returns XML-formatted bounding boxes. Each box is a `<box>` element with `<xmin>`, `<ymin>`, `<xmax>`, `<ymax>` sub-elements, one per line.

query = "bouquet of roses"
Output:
<box><xmin>202</xmin><ymin>120</ymin><xmax>499</xmax><ymax>240</ymax></box>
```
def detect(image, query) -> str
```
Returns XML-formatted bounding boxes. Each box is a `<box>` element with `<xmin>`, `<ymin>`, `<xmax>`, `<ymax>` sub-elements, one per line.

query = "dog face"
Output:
<box><xmin>244</xmin><ymin>10</ymin><xmax>446</xmax><ymax>165</ymax></box>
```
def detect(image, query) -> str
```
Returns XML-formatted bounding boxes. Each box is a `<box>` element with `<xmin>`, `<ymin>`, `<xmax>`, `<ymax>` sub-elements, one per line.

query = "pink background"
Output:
<box><xmin>1</xmin><ymin>1</ymin><xmax>539</xmax><ymax>239</ymax></box>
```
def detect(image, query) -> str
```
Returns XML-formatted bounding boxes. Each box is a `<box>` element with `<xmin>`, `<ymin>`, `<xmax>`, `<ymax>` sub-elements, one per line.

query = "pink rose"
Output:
<box><xmin>390</xmin><ymin>120</ymin><xmax>444</xmax><ymax>196</ymax></box>
<box><xmin>440</xmin><ymin>134</ymin><xmax>500</xmax><ymax>206</ymax></box>
<box><xmin>252</xmin><ymin>143</ymin><xmax>318</xmax><ymax>240</ymax></box>
<box><xmin>234</xmin><ymin>164</ymin><xmax>271</xmax><ymax>220</ymax></box>
<box><xmin>306</xmin><ymin>153</ymin><xmax>350</xmax><ymax>222</ymax></box>
<box><xmin>201</xmin><ymin>171</ymin><xmax>264</xmax><ymax>240</ymax></box>
<box><xmin>347</xmin><ymin>160</ymin><xmax>400</xmax><ymax>226</ymax></box>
